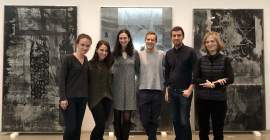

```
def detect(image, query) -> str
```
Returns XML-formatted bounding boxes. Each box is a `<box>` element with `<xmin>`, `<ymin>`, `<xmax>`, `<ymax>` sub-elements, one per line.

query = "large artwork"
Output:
<box><xmin>2</xmin><ymin>6</ymin><xmax>77</xmax><ymax>132</ymax></box>
<box><xmin>101</xmin><ymin>7</ymin><xmax>172</xmax><ymax>51</ymax></box>
<box><xmin>101</xmin><ymin>7</ymin><xmax>173</xmax><ymax>132</ymax></box>
<box><xmin>193</xmin><ymin>9</ymin><xmax>265</xmax><ymax>130</ymax></box>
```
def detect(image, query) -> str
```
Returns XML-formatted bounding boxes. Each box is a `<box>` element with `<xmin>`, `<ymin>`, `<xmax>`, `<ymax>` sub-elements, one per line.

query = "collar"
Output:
<box><xmin>144</xmin><ymin>46</ymin><xmax>157</xmax><ymax>53</ymax></box>
<box><xmin>207</xmin><ymin>52</ymin><xmax>221</xmax><ymax>59</ymax></box>
<box><xmin>173</xmin><ymin>43</ymin><xmax>184</xmax><ymax>51</ymax></box>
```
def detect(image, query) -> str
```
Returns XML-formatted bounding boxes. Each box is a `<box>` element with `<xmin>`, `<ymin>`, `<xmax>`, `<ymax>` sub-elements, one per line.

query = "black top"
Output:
<box><xmin>192</xmin><ymin>53</ymin><xmax>234</xmax><ymax>101</ymax></box>
<box><xmin>88</xmin><ymin>60</ymin><xmax>112</xmax><ymax>109</ymax></box>
<box><xmin>59</xmin><ymin>54</ymin><xmax>88</xmax><ymax>101</ymax></box>
<box><xmin>164</xmin><ymin>44</ymin><xmax>197</xmax><ymax>90</ymax></box>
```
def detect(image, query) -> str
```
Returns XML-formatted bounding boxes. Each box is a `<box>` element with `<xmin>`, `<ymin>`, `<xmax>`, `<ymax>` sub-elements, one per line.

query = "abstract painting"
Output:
<box><xmin>101</xmin><ymin>7</ymin><xmax>172</xmax><ymax>51</ymax></box>
<box><xmin>101</xmin><ymin>7</ymin><xmax>173</xmax><ymax>132</ymax></box>
<box><xmin>193</xmin><ymin>9</ymin><xmax>265</xmax><ymax>131</ymax></box>
<box><xmin>2</xmin><ymin>6</ymin><xmax>77</xmax><ymax>132</ymax></box>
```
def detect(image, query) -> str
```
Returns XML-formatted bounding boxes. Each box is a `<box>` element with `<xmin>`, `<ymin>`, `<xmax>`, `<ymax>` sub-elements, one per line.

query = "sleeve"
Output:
<box><xmin>109</xmin><ymin>54</ymin><xmax>114</xmax><ymax>68</ymax></box>
<box><xmin>164</xmin><ymin>52</ymin><xmax>170</xmax><ymax>87</ymax></box>
<box><xmin>88</xmin><ymin>61</ymin><xmax>92</xmax><ymax>95</ymax></box>
<box><xmin>191</xmin><ymin>49</ymin><xmax>198</xmax><ymax>71</ymax></box>
<box><xmin>214</xmin><ymin>57</ymin><xmax>234</xmax><ymax>87</ymax></box>
<box><xmin>192</xmin><ymin>58</ymin><xmax>205</xmax><ymax>84</ymax></box>
<box><xmin>59</xmin><ymin>56</ymin><xmax>69</xmax><ymax>101</ymax></box>
<box><xmin>224</xmin><ymin>57</ymin><xmax>234</xmax><ymax>84</ymax></box>
<box><xmin>162</xmin><ymin>52</ymin><xmax>166</xmax><ymax>81</ymax></box>
<box><xmin>134</xmin><ymin>50</ymin><xmax>140</xmax><ymax>76</ymax></box>
<box><xmin>110</xmin><ymin>54</ymin><xmax>116</xmax><ymax>74</ymax></box>
<box><xmin>191</xmin><ymin>50</ymin><xmax>200</xmax><ymax>83</ymax></box>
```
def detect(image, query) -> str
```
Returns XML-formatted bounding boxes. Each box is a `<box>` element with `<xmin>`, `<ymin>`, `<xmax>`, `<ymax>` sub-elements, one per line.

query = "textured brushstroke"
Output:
<box><xmin>193</xmin><ymin>9</ymin><xmax>265</xmax><ymax>131</ymax></box>
<box><xmin>3</xmin><ymin>6</ymin><xmax>77</xmax><ymax>132</ymax></box>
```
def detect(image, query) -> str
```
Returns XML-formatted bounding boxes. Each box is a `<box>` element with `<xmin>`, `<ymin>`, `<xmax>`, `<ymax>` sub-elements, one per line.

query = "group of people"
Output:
<box><xmin>59</xmin><ymin>26</ymin><xmax>234</xmax><ymax>140</ymax></box>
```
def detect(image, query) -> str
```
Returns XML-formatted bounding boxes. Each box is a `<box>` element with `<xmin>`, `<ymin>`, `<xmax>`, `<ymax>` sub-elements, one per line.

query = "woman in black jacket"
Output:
<box><xmin>59</xmin><ymin>34</ymin><xmax>92</xmax><ymax>140</ymax></box>
<box><xmin>88</xmin><ymin>40</ymin><xmax>112</xmax><ymax>140</ymax></box>
<box><xmin>193</xmin><ymin>31</ymin><xmax>234</xmax><ymax>140</ymax></box>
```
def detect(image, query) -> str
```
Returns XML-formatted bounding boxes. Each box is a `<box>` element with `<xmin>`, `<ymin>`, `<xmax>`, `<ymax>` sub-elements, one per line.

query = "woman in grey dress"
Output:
<box><xmin>111</xmin><ymin>29</ymin><xmax>140</xmax><ymax>140</ymax></box>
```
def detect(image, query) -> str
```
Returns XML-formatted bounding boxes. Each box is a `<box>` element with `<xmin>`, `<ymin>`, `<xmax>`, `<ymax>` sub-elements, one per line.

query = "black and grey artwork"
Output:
<box><xmin>2</xmin><ymin>6</ymin><xmax>77</xmax><ymax>132</ymax></box>
<box><xmin>193</xmin><ymin>9</ymin><xmax>265</xmax><ymax>131</ymax></box>
<box><xmin>101</xmin><ymin>7</ymin><xmax>172</xmax><ymax>51</ymax></box>
<box><xmin>101</xmin><ymin>7</ymin><xmax>173</xmax><ymax>132</ymax></box>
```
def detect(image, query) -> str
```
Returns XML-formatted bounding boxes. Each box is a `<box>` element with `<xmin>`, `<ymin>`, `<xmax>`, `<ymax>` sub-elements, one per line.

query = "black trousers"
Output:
<box><xmin>196</xmin><ymin>98</ymin><xmax>227</xmax><ymax>140</ymax></box>
<box><xmin>62</xmin><ymin>97</ymin><xmax>87</xmax><ymax>140</ymax></box>
<box><xmin>113</xmin><ymin>109</ymin><xmax>132</xmax><ymax>140</ymax></box>
<box><xmin>89</xmin><ymin>98</ymin><xmax>112</xmax><ymax>140</ymax></box>
<box><xmin>137</xmin><ymin>90</ymin><xmax>162</xmax><ymax>140</ymax></box>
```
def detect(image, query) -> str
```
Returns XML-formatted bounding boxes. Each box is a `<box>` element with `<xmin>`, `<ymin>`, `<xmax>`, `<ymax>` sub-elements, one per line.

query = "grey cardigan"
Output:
<box><xmin>111</xmin><ymin>50</ymin><xmax>140</xmax><ymax>110</ymax></box>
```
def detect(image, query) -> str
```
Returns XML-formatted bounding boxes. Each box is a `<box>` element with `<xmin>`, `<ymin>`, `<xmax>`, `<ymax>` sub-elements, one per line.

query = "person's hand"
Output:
<box><xmin>213</xmin><ymin>78</ymin><xmax>227</xmax><ymax>85</ymax></box>
<box><xmin>182</xmin><ymin>89</ymin><xmax>192</xmax><ymax>98</ymax></box>
<box><xmin>165</xmin><ymin>87</ymin><xmax>170</xmax><ymax>103</ymax></box>
<box><xmin>60</xmin><ymin>100</ymin><xmax>69</xmax><ymax>110</ymax></box>
<box><xmin>200</xmin><ymin>80</ymin><xmax>215</xmax><ymax>88</ymax></box>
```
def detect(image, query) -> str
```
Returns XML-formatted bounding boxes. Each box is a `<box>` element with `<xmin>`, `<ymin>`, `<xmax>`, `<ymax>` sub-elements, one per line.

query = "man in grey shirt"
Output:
<box><xmin>138</xmin><ymin>32</ymin><xmax>165</xmax><ymax>140</ymax></box>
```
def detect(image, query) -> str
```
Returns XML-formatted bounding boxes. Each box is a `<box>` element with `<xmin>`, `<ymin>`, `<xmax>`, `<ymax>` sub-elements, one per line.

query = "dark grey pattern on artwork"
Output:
<box><xmin>101</xmin><ymin>7</ymin><xmax>173</xmax><ymax>132</ymax></box>
<box><xmin>193</xmin><ymin>9</ymin><xmax>265</xmax><ymax>131</ymax></box>
<box><xmin>225</xmin><ymin>85</ymin><xmax>265</xmax><ymax>130</ymax></box>
<box><xmin>3</xmin><ymin>6</ymin><xmax>77</xmax><ymax>132</ymax></box>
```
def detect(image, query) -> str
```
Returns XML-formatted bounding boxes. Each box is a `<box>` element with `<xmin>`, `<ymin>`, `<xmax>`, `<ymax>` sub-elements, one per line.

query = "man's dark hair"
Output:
<box><xmin>170</xmin><ymin>26</ymin><xmax>185</xmax><ymax>37</ymax></box>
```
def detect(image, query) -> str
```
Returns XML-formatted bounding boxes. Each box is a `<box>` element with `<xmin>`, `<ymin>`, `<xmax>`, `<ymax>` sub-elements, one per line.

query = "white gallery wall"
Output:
<box><xmin>0</xmin><ymin>0</ymin><xmax>270</xmax><ymax>131</ymax></box>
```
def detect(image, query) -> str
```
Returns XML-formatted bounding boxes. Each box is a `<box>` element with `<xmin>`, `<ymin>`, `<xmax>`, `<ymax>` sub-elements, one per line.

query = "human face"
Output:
<box><xmin>171</xmin><ymin>31</ymin><xmax>184</xmax><ymax>46</ymax></box>
<box><xmin>145</xmin><ymin>34</ymin><xmax>157</xmax><ymax>51</ymax></box>
<box><xmin>205</xmin><ymin>35</ymin><xmax>218</xmax><ymax>55</ymax></box>
<box><xmin>97</xmin><ymin>44</ymin><xmax>109</xmax><ymax>61</ymax></box>
<box><xmin>76</xmin><ymin>38</ymin><xmax>91</xmax><ymax>55</ymax></box>
<box><xmin>119</xmin><ymin>33</ymin><xmax>130</xmax><ymax>48</ymax></box>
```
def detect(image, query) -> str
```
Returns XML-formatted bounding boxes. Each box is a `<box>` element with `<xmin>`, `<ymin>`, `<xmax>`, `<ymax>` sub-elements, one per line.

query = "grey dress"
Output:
<box><xmin>111</xmin><ymin>50</ymin><xmax>140</xmax><ymax>110</ymax></box>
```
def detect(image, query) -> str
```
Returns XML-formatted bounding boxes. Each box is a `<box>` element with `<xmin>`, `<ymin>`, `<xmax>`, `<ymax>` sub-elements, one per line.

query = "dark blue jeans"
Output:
<box><xmin>170</xmin><ymin>90</ymin><xmax>192</xmax><ymax>140</ymax></box>
<box><xmin>138</xmin><ymin>90</ymin><xmax>162</xmax><ymax>140</ymax></box>
<box><xmin>62</xmin><ymin>97</ymin><xmax>87</xmax><ymax>140</ymax></box>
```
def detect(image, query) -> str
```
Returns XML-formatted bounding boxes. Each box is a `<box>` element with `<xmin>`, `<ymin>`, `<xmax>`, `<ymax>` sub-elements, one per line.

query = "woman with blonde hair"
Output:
<box><xmin>193</xmin><ymin>31</ymin><xmax>234</xmax><ymax>140</ymax></box>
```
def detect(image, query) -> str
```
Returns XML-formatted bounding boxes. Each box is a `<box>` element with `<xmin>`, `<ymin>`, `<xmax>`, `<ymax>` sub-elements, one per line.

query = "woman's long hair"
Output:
<box><xmin>113</xmin><ymin>29</ymin><xmax>134</xmax><ymax>58</ymax></box>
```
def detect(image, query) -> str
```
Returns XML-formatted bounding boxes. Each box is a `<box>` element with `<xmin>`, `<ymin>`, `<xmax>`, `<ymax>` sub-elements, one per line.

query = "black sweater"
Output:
<box><xmin>164</xmin><ymin>44</ymin><xmax>197</xmax><ymax>90</ymax></box>
<box><xmin>192</xmin><ymin>53</ymin><xmax>234</xmax><ymax>101</ymax></box>
<box><xmin>59</xmin><ymin>54</ymin><xmax>89</xmax><ymax>100</ymax></box>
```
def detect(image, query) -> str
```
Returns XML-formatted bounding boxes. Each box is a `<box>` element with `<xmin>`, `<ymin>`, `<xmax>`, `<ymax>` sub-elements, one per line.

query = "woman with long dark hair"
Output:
<box><xmin>88</xmin><ymin>40</ymin><xmax>112</xmax><ymax>140</ymax></box>
<box><xmin>59</xmin><ymin>33</ymin><xmax>92</xmax><ymax>140</ymax></box>
<box><xmin>111</xmin><ymin>29</ymin><xmax>140</xmax><ymax>140</ymax></box>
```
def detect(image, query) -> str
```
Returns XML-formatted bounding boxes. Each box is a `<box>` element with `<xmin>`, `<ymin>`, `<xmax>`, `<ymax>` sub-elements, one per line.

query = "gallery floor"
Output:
<box><xmin>0</xmin><ymin>132</ymin><xmax>270</xmax><ymax>140</ymax></box>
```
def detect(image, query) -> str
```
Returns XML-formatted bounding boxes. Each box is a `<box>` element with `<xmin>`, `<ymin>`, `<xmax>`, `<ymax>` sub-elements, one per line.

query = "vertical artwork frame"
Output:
<box><xmin>101</xmin><ymin>7</ymin><xmax>173</xmax><ymax>132</ymax></box>
<box><xmin>2</xmin><ymin>6</ymin><xmax>77</xmax><ymax>132</ymax></box>
<box><xmin>193</xmin><ymin>9</ymin><xmax>265</xmax><ymax>131</ymax></box>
